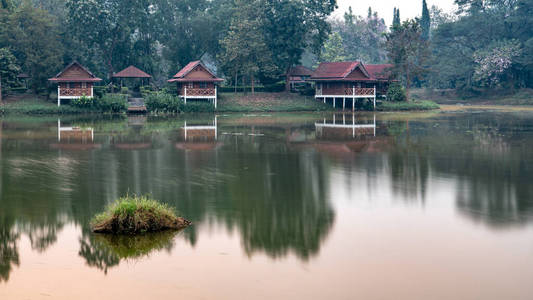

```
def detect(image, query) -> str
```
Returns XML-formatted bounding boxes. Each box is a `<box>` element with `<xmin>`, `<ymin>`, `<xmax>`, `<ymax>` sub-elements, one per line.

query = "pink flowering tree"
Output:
<box><xmin>473</xmin><ymin>40</ymin><xmax>522</xmax><ymax>87</ymax></box>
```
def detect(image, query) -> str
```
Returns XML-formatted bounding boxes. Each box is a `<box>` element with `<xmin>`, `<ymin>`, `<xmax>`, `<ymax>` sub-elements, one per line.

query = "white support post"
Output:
<box><xmin>57</xmin><ymin>86</ymin><xmax>60</xmax><ymax>107</ymax></box>
<box><xmin>323</xmin><ymin>97</ymin><xmax>325</xmax><ymax>104</ymax></box>
<box><xmin>215</xmin><ymin>86</ymin><xmax>217</xmax><ymax>109</ymax></box>
<box><xmin>373</xmin><ymin>85</ymin><xmax>376</xmax><ymax>110</ymax></box>
<box><xmin>91</xmin><ymin>86</ymin><xmax>93</xmax><ymax>98</ymax></box>
<box><xmin>333</xmin><ymin>98</ymin><xmax>335</xmax><ymax>108</ymax></box>
<box><xmin>184</xmin><ymin>87</ymin><xmax>187</xmax><ymax>104</ymax></box>
<box><xmin>343</xmin><ymin>97</ymin><xmax>345</xmax><ymax>110</ymax></box>
<box><xmin>353</xmin><ymin>112</ymin><xmax>355</xmax><ymax>138</ymax></box>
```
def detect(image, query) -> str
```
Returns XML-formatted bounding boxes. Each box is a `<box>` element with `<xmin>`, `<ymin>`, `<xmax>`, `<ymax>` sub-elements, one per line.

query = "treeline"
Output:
<box><xmin>0</xmin><ymin>0</ymin><xmax>336</xmax><ymax>94</ymax></box>
<box><xmin>1</xmin><ymin>0</ymin><xmax>532</xmax><ymax>99</ymax></box>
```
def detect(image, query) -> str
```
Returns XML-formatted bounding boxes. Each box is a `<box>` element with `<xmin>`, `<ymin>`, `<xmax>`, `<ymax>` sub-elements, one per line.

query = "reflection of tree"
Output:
<box><xmin>78</xmin><ymin>229</ymin><xmax>179</xmax><ymax>274</ymax></box>
<box><xmin>0</xmin><ymin>217</ymin><xmax>19</xmax><ymax>283</ymax></box>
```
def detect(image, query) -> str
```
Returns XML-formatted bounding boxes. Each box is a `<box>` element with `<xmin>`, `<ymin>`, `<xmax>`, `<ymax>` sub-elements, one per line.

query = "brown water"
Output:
<box><xmin>1</xmin><ymin>111</ymin><xmax>533</xmax><ymax>299</ymax></box>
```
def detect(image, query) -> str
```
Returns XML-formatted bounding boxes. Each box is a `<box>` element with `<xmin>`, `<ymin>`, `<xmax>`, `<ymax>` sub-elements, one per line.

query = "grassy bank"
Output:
<box><xmin>411</xmin><ymin>88</ymin><xmax>533</xmax><ymax>105</ymax></box>
<box><xmin>378</xmin><ymin>100</ymin><xmax>440</xmax><ymax>111</ymax></box>
<box><xmin>217</xmin><ymin>92</ymin><xmax>334</xmax><ymax>112</ymax></box>
<box><xmin>1</xmin><ymin>98</ymin><xmax>95</xmax><ymax>114</ymax></box>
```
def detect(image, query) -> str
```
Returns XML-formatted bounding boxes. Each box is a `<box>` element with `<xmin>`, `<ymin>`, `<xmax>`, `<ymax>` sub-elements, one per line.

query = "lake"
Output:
<box><xmin>1</xmin><ymin>110</ymin><xmax>533</xmax><ymax>299</ymax></box>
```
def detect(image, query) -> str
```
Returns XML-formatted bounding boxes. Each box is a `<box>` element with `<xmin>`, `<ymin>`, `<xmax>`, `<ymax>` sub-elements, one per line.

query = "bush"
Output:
<box><xmin>145</xmin><ymin>92</ymin><xmax>182</xmax><ymax>113</ymax></box>
<box><xmin>96</xmin><ymin>94</ymin><xmax>127</xmax><ymax>113</ymax></box>
<box><xmin>181</xmin><ymin>102</ymin><xmax>215</xmax><ymax>113</ymax></box>
<box><xmin>387</xmin><ymin>83</ymin><xmax>407</xmax><ymax>102</ymax></box>
<box><xmin>71</xmin><ymin>95</ymin><xmax>94</xmax><ymax>108</ymax></box>
<box><xmin>120</xmin><ymin>86</ymin><xmax>129</xmax><ymax>94</ymax></box>
<box><xmin>93</xmin><ymin>86</ymin><xmax>106</xmax><ymax>98</ymax></box>
<box><xmin>299</xmin><ymin>86</ymin><xmax>315</xmax><ymax>96</ymax></box>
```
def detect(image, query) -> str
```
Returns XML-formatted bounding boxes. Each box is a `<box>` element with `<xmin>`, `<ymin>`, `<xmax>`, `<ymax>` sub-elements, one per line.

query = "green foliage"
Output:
<box><xmin>145</xmin><ymin>92</ymin><xmax>181</xmax><ymax>113</ymax></box>
<box><xmin>0</xmin><ymin>47</ymin><xmax>20</xmax><ymax>96</ymax></box>
<box><xmin>96</xmin><ymin>94</ymin><xmax>127</xmax><ymax>113</ymax></box>
<box><xmin>181</xmin><ymin>102</ymin><xmax>214</xmax><ymax>113</ymax></box>
<box><xmin>71</xmin><ymin>95</ymin><xmax>94</xmax><ymax>108</ymax></box>
<box><xmin>385</xmin><ymin>19</ymin><xmax>431</xmax><ymax>99</ymax></box>
<box><xmin>120</xmin><ymin>86</ymin><xmax>129</xmax><ymax>94</ymax></box>
<box><xmin>421</xmin><ymin>0</ymin><xmax>430</xmax><ymax>40</ymax></box>
<box><xmin>330</xmin><ymin>6</ymin><xmax>387</xmax><ymax>64</ymax></box>
<box><xmin>92</xmin><ymin>86</ymin><xmax>106</xmax><ymax>98</ymax></box>
<box><xmin>393</xmin><ymin>7</ymin><xmax>400</xmax><ymax>28</ymax></box>
<box><xmin>0</xmin><ymin>3</ymin><xmax>63</xmax><ymax>92</ymax></box>
<box><xmin>320</xmin><ymin>32</ymin><xmax>346</xmax><ymax>63</ymax></box>
<box><xmin>387</xmin><ymin>83</ymin><xmax>407</xmax><ymax>102</ymax></box>
<box><xmin>378</xmin><ymin>100</ymin><xmax>439</xmax><ymax>111</ymax></box>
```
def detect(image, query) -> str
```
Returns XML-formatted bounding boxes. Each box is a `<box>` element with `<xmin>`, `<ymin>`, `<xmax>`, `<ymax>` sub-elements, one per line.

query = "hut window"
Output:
<box><xmin>82</xmin><ymin>82</ymin><xmax>87</xmax><ymax>88</ymax></box>
<box><xmin>199</xmin><ymin>82</ymin><xmax>207</xmax><ymax>89</ymax></box>
<box><xmin>187</xmin><ymin>82</ymin><xmax>193</xmax><ymax>89</ymax></box>
<box><xmin>66</xmin><ymin>83</ymin><xmax>70</xmax><ymax>89</ymax></box>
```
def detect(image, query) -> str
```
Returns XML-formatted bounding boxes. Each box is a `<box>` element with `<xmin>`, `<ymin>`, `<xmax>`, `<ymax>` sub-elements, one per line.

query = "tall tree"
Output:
<box><xmin>218</xmin><ymin>0</ymin><xmax>276</xmax><ymax>94</ymax></box>
<box><xmin>393</xmin><ymin>7</ymin><xmax>401</xmax><ymax>28</ymax></box>
<box><xmin>421</xmin><ymin>0</ymin><xmax>430</xmax><ymax>39</ymax></box>
<box><xmin>321</xmin><ymin>32</ymin><xmax>346</xmax><ymax>62</ymax></box>
<box><xmin>0</xmin><ymin>2</ymin><xmax>63</xmax><ymax>92</ymax></box>
<box><xmin>385</xmin><ymin>19</ymin><xmax>431</xmax><ymax>100</ymax></box>
<box><xmin>0</xmin><ymin>48</ymin><xmax>20</xmax><ymax>102</ymax></box>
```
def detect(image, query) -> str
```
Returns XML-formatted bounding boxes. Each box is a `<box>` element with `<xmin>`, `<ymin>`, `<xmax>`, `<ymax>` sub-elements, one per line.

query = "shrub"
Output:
<box><xmin>96</xmin><ymin>94</ymin><xmax>127</xmax><ymax>113</ymax></box>
<box><xmin>71</xmin><ymin>95</ymin><xmax>94</xmax><ymax>108</ymax></box>
<box><xmin>120</xmin><ymin>86</ymin><xmax>129</xmax><ymax>94</ymax></box>
<box><xmin>93</xmin><ymin>86</ymin><xmax>106</xmax><ymax>98</ymax></box>
<box><xmin>181</xmin><ymin>102</ymin><xmax>215</xmax><ymax>113</ymax></box>
<box><xmin>299</xmin><ymin>86</ymin><xmax>315</xmax><ymax>96</ymax></box>
<box><xmin>145</xmin><ymin>92</ymin><xmax>181</xmax><ymax>113</ymax></box>
<box><xmin>386</xmin><ymin>83</ymin><xmax>407</xmax><ymax>102</ymax></box>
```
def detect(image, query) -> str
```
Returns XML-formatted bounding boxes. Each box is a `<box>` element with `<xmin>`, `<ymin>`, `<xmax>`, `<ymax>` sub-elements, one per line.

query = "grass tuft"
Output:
<box><xmin>91</xmin><ymin>195</ymin><xmax>190</xmax><ymax>234</ymax></box>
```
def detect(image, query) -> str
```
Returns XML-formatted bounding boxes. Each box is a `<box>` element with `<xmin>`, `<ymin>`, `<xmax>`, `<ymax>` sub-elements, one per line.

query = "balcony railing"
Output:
<box><xmin>185</xmin><ymin>88</ymin><xmax>215</xmax><ymax>96</ymax></box>
<box><xmin>59</xmin><ymin>88</ymin><xmax>91</xmax><ymax>97</ymax></box>
<box><xmin>317</xmin><ymin>87</ymin><xmax>375</xmax><ymax>97</ymax></box>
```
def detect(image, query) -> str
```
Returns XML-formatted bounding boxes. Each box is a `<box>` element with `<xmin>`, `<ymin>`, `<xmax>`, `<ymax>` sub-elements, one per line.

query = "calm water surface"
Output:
<box><xmin>1</xmin><ymin>111</ymin><xmax>533</xmax><ymax>299</ymax></box>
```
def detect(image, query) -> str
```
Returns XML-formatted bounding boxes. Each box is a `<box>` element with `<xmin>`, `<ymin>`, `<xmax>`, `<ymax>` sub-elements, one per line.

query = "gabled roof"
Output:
<box><xmin>287</xmin><ymin>65</ymin><xmax>314</xmax><ymax>77</ymax></box>
<box><xmin>49</xmin><ymin>61</ymin><xmax>102</xmax><ymax>82</ymax></box>
<box><xmin>112</xmin><ymin>65</ymin><xmax>151</xmax><ymax>78</ymax></box>
<box><xmin>309</xmin><ymin>61</ymin><xmax>391</xmax><ymax>82</ymax></box>
<box><xmin>168</xmin><ymin>61</ymin><xmax>223</xmax><ymax>83</ymax></box>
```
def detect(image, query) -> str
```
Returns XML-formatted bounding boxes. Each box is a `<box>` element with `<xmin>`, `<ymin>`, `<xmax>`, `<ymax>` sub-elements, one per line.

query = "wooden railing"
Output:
<box><xmin>186</xmin><ymin>88</ymin><xmax>215</xmax><ymax>96</ymax></box>
<box><xmin>60</xmin><ymin>88</ymin><xmax>91</xmax><ymax>97</ymax></box>
<box><xmin>344</xmin><ymin>88</ymin><xmax>375</xmax><ymax>96</ymax></box>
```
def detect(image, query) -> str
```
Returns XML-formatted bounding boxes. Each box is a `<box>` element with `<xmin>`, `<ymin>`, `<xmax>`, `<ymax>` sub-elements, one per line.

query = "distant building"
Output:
<box><xmin>168</xmin><ymin>61</ymin><xmax>223</xmax><ymax>108</ymax></box>
<box><xmin>308</xmin><ymin>61</ymin><xmax>393</xmax><ymax>110</ymax></box>
<box><xmin>48</xmin><ymin>62</ymin><xmax>102</xmax><ymax>106</ymax></box>
<box><xmin>286</xmin><ymin>66</ymin><xmax>313</xmax><ymax>92</ymax></box>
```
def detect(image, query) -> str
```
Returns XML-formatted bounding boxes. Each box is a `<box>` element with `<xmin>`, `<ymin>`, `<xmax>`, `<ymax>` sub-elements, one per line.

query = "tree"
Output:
<box><xmin>320</xmin><ymin>32</ymin><xmax>346</xmax><ymax>62</ymax></box>
<box><xmin>0</xmin><ymin>2</ymin><xmax>63</xmax><ymax>92</ymax></box>
<box><xmin>218</xmin><ymin>0</ymin><xmax>276</xmax><ymax>94</ymax></box>
<box><xmin>0</xmin><ymin>47</ymin><xmax>20</xmax><ymax>102</ymax></box>
<box><xmin>385</xmin><ymin>19</ymin><xmax>431</xmax><ymax>100</ymax></box>
<box><xmin>393</xmin><ymin>7</ymin><xmax>401</xmax><ymax>28</ymax></box>
<box><xmin>421</xmin><ymin>0</ymin><xmax>430</xmax><ymax>39</ymax></box>
<box><xmin>330</xmin><ymin>6</ymin><xmax>387</xmax><ymax>63</ymax></box>
<box><xmin>473</xmin><ymin>39</ymin><xmax>522</xmax><ymax>87</ymax></box>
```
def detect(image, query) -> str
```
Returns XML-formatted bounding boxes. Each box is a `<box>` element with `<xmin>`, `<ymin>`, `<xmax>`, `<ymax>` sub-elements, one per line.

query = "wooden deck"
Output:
<box><xmin>127</xmin><ymin>98</ymin><xmax>147</xmax><ymax>113</ymax></box>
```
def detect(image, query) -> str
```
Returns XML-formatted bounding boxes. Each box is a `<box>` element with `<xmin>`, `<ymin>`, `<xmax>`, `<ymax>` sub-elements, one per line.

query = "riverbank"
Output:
<box><xmin>411</xmin><ymin>88</ymin><xmax>533</xmax><ymax>106</ymax></box>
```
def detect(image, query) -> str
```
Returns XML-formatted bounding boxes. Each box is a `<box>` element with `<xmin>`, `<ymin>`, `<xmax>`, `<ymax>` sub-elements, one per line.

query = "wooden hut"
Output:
<box><xmin>308</xmin><ymin>61</ymin><xmax>393</xmax><ymax>111</ymax></box>
<box><xmin>286</xmin><ymin>65</ymin><xmax>313</xmax><ymax>92</ymax></box>
<box><xmin>167</xmin><ymin>61</ymin><xmax>223</xmax><ymax>108</ymax></box>
<box><xmin>112</xmin><ymin>65</ymin><xmax>152</xmax><ymax>89</ymax></box>
<box><xmin>48</xmin><ymin>62</ymin><xmax>102</xmax><ymax>106</ymax></box>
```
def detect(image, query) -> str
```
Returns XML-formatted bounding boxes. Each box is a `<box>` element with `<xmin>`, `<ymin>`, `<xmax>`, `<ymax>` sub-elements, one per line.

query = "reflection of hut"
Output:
<box><xmin>51</xmin><ymin>119</ymin><xmax>101</xmax><ymax>150</ymax></box>
<box><xmin>175</xmin><ymin>117</ymin><xmax>221</xmax><ymax>151</ymax></box>
<box><xmin>315</xmin><ymin>114</ymin><xmax>376</xmax><ymax>140</ymax></box>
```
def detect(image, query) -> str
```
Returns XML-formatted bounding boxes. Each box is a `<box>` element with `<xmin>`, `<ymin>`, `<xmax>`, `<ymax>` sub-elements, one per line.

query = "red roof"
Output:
<box><xmin>48</xmin><ymin>61</ymin><xmax>102</xmax><ymax>82</ymax></box>
<box><xmin>112</xmin><ymin>65</ymin><xmax>151</xmax><ymax>78</ymax></box>
<box><xmin>168</xmin><ymin>61</ymin><xmax>223</xmax><ymax>83</ymax></box>
<box><xmin>309</xmin><ymin>61</ymin><xmax>392</xmax><ymax>82</ymax></box>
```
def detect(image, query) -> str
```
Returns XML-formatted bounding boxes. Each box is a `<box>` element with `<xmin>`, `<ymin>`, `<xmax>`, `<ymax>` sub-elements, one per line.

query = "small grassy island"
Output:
<box><xmin>91</xmin><ymin>195</ymin><xmax>191</xmax><ymax>234</ymax></box>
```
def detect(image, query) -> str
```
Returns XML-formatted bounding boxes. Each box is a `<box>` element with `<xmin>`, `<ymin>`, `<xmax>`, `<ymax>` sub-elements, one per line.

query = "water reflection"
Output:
<box><xmin>79</xmin><ymin>230</ymin><xmax>180</xmax><ymax>274</ymax></box>
<box><xmin>0</xmin><ymin>112</ymin><xmax>532</xmax><ymax>282</ymax></box>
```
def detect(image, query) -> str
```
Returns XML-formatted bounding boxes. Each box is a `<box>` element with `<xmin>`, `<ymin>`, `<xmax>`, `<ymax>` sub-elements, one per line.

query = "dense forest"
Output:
<box><xmin>0</xmin><ymin>0</ymin><xmax>532</xmax><ymax>98</ymax></box>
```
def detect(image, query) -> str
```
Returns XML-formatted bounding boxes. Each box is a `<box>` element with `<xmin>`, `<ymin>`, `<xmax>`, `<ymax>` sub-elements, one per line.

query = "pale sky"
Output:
<box><xmin>334</xmin><ymin>0</ymin><xmax>456</xmax><ymax>25</ymax></box>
